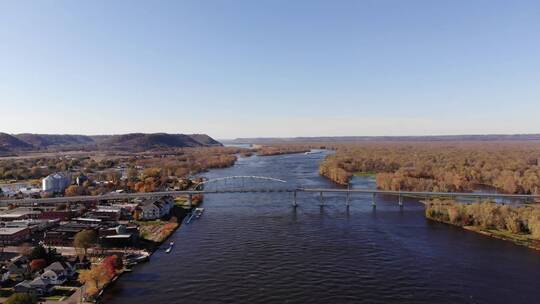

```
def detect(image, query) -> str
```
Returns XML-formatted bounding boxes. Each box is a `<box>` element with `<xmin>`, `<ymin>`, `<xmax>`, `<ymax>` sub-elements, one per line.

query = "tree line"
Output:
<box><xmin>319</xmin><ymin>141</ymin><xmax>540</xmax><ymax>194</ymax></box>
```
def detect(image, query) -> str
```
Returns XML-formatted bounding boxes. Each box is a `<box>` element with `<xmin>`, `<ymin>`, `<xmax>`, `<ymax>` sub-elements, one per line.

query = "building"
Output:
<box><xmin>87</xmin><ymin>206</ymin><xmax>122</xmax><ymax>222</ymax></box>
<box><xmin>76</xmin><ymin>174</ymin><xmax>88</xmax><ymax>186</ymax></box>
<box><xmin>1</xmin><ymin>219</ymin><xmax>57</xmax><ymax>232</ymax></box>
<box><xmin>14</xmin><ymin>261</ymin><xmax>76</xmax><ymax>295</ymax></box>
<box><xmin>43</xmin><ymin>222</ymin><xmax>100</xmax><ymax>246</ymax></box>
<box><xmin>38</xmin><ymin>210</ymin><xmax>75</xmax><ymax>221</ymax></box>
<box><xmin>139</xmin><ymin>197</ymin><xmax>173</xmax><ymax>220</ymax></box>
<box><xmin>42</xmin><ymin>172</ymin><xmax>72</xmax><ymax>193</ymax></box>
<box><xmin>0</xmin><ymin>227</ymin><xmax>30</xmax><ymax>245</ymax></box>
<box><xmin>0</xmin><ymin>208</ymin><xmax>41</xmax><ymax>221</ymax></box>
<box><xmin>14</xmin><ymin>277</ymin><xmax>53</xmax><ymax>296</ymax></box>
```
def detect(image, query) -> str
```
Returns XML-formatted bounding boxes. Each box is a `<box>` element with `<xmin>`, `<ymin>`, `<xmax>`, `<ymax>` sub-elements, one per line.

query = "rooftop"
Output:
<box><xmin>0</xmin><ymin>227</ymin><xmax>28</xmax><ymax>235</ymax></box>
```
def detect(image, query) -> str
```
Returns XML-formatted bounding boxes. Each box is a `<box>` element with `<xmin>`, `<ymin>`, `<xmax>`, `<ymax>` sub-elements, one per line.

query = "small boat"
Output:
<box><xmin>169</xmin><ymin>241</ymin><xmax>174</xmax><ymax>246</ymax></box>
<box><xmin>165</xmin><ymin>246</ymin><xmax>172</xmax><ymax>253</ymax></box>
<box><xmin>304</xmin><ymin>150</ymin><xmax>322</xmax><ymax>155</ymax></box>
<box><xmin>195</xmin><ymin>208</ymin><xmax>205</xmax><ymax>218</ymax></box>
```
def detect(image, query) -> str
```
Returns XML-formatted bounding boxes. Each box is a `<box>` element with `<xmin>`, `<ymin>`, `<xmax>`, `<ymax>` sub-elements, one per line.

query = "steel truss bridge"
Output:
<box><xmin>1</xmin><ymin>175</ymin><xmax>539</xmax><ymax>207</ymax></box>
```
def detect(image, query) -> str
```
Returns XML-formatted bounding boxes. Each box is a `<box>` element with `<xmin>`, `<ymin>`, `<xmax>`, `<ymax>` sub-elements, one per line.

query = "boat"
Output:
<box><xmin>124</xmin><ymin>251</ymin><xmax>150</xmax><ymax>265</ymax></box>
<box><xmin>165</xmin><ymin>246</ymin><xmax>172</xmax><ymax>253</ymax></box>
<box><xmin>195</xmin><ymin>208</ymin><xmax>205</xmax><ymax>218</ymax></box>
<box><xmin>304</xmin><ymin>150</ymin><xmax>322</xmax><ymax>155</ymax></box>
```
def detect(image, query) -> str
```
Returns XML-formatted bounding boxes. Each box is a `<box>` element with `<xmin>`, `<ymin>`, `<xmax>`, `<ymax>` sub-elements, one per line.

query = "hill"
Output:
<box><xmin>189</xmin><ymin>134</ymin><xmax>222</xmax><ymax>146</ymax></box>
<box><xmin>93</xmin><ymin>133</ymin><xmax>218</xmax><ymax>150</ymax></box>
<box><xmin>15</xmin><ymin>134</ymin><xmax>95</xmax><ymax>148</ymax></box>
<box><xmin>0</xmin><ymin>133</ymin><xmax>33</xmax><ymax>152</ymax></box>
<box><xmin>0</xmin><ymin>132</ymin><xmax>222</xmax><ymax>154</ymax></box>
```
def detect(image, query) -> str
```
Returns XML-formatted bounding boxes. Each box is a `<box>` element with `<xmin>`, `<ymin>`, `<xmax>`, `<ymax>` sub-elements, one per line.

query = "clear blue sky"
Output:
<box><xmin>1</xmin><ymin>0</ymin><xmax>539</xmax><ymax>138</ymax></box>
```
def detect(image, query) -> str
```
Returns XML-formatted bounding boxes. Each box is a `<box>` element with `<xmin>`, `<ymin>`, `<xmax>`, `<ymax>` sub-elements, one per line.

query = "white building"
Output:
<box><xmin>42</xmin><ymin>173</ymin><xmax>72</xmax><ymax>193</ymax></box>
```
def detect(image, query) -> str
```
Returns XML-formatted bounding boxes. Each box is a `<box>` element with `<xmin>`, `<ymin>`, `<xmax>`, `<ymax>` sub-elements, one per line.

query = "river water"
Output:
<box><xmin>104</xmin><ymin>152</ymin><xmax>540</xmax><ymax>304</ymax></box>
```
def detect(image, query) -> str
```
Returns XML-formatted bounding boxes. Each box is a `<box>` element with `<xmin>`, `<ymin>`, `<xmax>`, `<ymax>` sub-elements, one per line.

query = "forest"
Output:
<box><xmin>319</xmin><ymin>141</ymin><xmax>540</xmax><ymax>194</ymax></box>
<box><xmin>425</xmin><ymin>200</ymin><xmax>540</xmax><ymax>248</ymax></box>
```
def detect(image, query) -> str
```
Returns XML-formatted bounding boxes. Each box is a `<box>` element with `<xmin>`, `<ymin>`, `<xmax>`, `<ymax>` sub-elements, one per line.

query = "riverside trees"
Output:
<box><xmin>319</xmin><ymin>141</ymin><xmax>540</xmax><ymax>194</ymax></box>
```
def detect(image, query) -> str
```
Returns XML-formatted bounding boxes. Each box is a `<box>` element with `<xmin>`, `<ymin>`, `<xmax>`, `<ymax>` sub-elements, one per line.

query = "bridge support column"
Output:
<box><xmin>372</xmin><ymin>193</ymin><xmax>376</xmax><ymax>208</ymax></box>
<box><xmin>293</xmin><ymin>191</ymin><xmax>297</xmax><ymax>207</ymax></box>
<box><xmin>319</xmin><ymin>192</ymin><xmax>324</xmax><ymax>206</ymax></box>
<box><xmin>398</xmin><ymin>195</ymin><xmax>403</xmax><ymax>208</ymax></box>
<box><xmin>346</xmin><ymin>192</ymin><xmax>350</xmax><ymax>207</ymax></box>
<box><xmin>188</xmin><ymin>194</ymin><xmax>193</xmax><ymax>208</ymax></box>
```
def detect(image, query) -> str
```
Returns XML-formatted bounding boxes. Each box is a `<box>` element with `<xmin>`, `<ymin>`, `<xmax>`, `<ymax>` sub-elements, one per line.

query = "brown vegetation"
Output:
<box><xmin>79</xmin><ymin>255</ymin><xmax>123</xmax><ymax>298</ymax></box>
<box><xmin>425</xmin><ymin>200</ymin><xmax>540</xmax><ymax>248</ymax></box>
<box><xmin>319</xmin><ymin>141</ymin><xmax>540</xmax><ymax>194</ymax></box>
<box><xmin>256</xmin><ymin>145</ymin><xmax>311</xmax><ymax>156</ymax></box>
<box><xmin>137</xmin><ymin>220</ymin><xmax>179</xmax><ymax>243</ymax></box>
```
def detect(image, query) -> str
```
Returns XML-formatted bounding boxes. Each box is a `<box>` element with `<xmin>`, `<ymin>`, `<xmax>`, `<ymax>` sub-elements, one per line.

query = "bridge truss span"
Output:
<box><xmin>193</xmin><ymin>175</ymin><xmax>293</xmax><ymax>192</ymax></box>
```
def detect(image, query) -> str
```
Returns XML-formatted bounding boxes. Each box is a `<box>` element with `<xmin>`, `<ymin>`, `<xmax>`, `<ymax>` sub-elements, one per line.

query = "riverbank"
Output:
<box><xmin>425</xmin><ymin>200</ymin><xmax>540</xmax><ymax>251</ymax></box>
<box><xmin>91</xmin><ymin>205</ymin><xmax>193</xmax><ymax>302</ymax></box>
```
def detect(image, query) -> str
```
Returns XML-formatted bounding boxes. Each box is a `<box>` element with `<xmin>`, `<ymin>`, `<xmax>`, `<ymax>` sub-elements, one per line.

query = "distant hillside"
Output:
<box><xmin>0</xmin><ymin>132</ymin><xmax>222</xmax><ymax>154</ymax></box>
<box><xmin>189</xmin><ymin>134</ymin><xmax>222</xmax><ymax>146</ymax></box>
<box><xmin>224</xmin><ymin>134</ymin><xmax>540</xmax><ymax>144</ymax></box>
<box><xmin>15</xmin><ymin>134</ymin><xmax>95</xmax><ymax>148</ymax></box>
<box><xmin>93</xmin><ymin>133</ymin><xmax>216</xmax><ymax>150</ymax></box>
<box><xmin>0</xmin><ymin>133</ymin><xmax>33</xmax><ymax>151</ymax></box>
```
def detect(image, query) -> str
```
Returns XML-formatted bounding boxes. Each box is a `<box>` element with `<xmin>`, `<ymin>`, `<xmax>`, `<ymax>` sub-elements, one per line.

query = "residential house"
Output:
<box><xmin>42</xmin><ymin>261</ymin><xmax>75</xmax><ymax>283</ymax></box>
<box><xmin>1</xmin><ymin>256</ymin><xmax>29</xmax><ymax>283</ymax></box>
<box><xmin>14</xmin><ymin>277</ymin><xmax>53</xmax><ymax>296</ymax></box>
<box><xmin>14</xmin><ymin>261</ymin><xmax>76</xmax><ymax>295</ymax></box>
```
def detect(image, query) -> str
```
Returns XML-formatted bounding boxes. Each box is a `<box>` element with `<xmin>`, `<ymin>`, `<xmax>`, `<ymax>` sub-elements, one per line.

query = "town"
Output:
<box><xmin>0</xmin><ymin>159</ymin><xmax>208</xmax><ymax>303</ymax></box>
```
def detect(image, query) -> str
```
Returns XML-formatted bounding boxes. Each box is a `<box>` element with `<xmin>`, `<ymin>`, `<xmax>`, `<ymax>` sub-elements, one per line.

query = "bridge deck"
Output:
<box><xmin>0</xmin><ymin>188</ymin><xmax>539</xmax><ymax>205</ymax></box>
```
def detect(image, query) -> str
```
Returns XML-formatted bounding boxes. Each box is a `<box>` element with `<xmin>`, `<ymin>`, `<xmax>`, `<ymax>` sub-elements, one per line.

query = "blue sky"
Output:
<box><xmin>1</xmin><ymin>0</ymin><xmax>539</xmax><ymax>138</ymax></box>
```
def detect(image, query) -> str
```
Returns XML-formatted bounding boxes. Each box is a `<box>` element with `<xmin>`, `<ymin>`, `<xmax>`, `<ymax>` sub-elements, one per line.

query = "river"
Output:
<box><xmin>104</xmin><ymin>151</ymin><xmax>540</xmax><ymax>304</ymax></box>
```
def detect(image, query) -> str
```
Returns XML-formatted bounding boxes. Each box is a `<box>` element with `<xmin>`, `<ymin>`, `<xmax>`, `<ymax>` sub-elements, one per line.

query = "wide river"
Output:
<box><xmin>105</xmin><ymin>151</ymin><xmax>540</xmax><ymax>304</ymax></box>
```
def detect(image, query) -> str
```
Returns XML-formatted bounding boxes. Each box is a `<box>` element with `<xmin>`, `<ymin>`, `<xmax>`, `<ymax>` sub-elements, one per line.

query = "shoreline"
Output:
<box><xmin>425</xmin><ymin>213</ymin><xmax>540</xmax><ymax>252</ymax></box>
<box><xmin>95</xmin><ymin>205</ymin><xmax>191</xmax><ymax>303</ymax></box>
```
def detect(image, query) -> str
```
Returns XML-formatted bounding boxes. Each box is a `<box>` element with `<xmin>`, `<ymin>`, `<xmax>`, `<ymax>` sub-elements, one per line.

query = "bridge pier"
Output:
<box><xmin>319</xmin><ymin>192</ymin><xmax>324</xmax><ymax>206</ymax></box>
<box><xmin>188</xmin><ymin>194</ymin><xmax>193</xmax><ymax>208</ymax></box>
<box><xmin>398</xmin><ymin>195</ymin><xmax>403</xmax><ymax>208</ymax></box>
<box><xmin>346</xmin><ymin>191</ymin><xmax>350</xmax><ymax>207</ymax></box>
<box><xmin>292</xmin><ymin>191</ymin><xmax>297</xmax><ymax>207</ymax></box>
<box><xmin>372</xmin><ymin>193</ymin><xmax>376</xmax><ymax>208</ymax></box>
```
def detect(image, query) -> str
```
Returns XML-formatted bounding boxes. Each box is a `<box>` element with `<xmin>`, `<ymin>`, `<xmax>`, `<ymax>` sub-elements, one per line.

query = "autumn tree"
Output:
<box><xmin>79</xmin><ymin>263</ymin><xmax>110</xmax><ymax>297</ymax></box>
<box><xmin>29</xmin><ymin>259</ymin><xmax>47</xmax><ymax>273</ymax></box>
<box><xmin>102</xmin><ymin>255</ymin><xmax>123</xmax><ymax>278</ymax></box>
<box><xmin>65</xmin><ymin>185</ymin><xmax>86</xmax><ymax>197</ymax></box>
<box><xmin>74</xmin><ymin>230</ymin><xmax>97</xmax><ymax>257</ymax></box>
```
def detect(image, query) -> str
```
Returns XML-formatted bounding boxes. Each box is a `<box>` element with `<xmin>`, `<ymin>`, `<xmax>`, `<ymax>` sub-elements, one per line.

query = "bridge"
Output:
<box><xmin>1</xmin><ymin>175</ymin><xmax>539</xmax><ymax>207</ymax></box>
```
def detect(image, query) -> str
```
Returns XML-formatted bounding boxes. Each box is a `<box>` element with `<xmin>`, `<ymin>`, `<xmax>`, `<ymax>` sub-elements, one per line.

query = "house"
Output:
<box><xmin>1</xmin><ymin>256</ymin><xmax>29</xmax><ymax>283</ymax></box>
<box><xmin>76</xmin><ymin>174</ymin><xmax>88</xmax><ymax>186</ymax></box>
<box><xmin>43</xmin><ymin>261</ymin><xmax>76</xmax><ymax>280</ymax></box>
<box><xmin>14</xmin><ymin>277</ymin><xmax>54</xmax><ymax>296</ymax></box>
<box><xmin>139</xmin><ymin>197</ymin><xmax>173</xmax><ymax>220</ymax></box>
